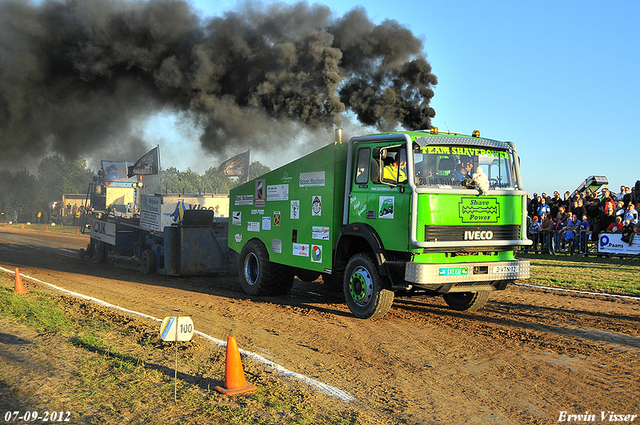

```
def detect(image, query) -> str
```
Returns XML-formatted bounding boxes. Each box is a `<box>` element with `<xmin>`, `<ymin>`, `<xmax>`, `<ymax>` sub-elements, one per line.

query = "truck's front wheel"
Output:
<box><xmin>344</xmin><ymin>253</ymin><xmax>394</xmax><ymax>319</ymax></box>
<box><xmin>443</xmin><ymin>291</ymin><xmax>490</xmax><ymax>311</ymax></box>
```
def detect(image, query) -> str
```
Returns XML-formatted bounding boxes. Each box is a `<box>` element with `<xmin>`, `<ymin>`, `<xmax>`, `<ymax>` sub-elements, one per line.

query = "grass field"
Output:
<box><xmin>519</xmin><ymin>252</ymin><xmax>640</xmax><ymax>296</ymax></box>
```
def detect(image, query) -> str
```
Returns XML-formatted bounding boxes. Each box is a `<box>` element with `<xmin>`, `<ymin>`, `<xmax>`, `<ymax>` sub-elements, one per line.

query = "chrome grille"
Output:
<box><xmin>423</xmin><ymin>225</ymin><xmax>521</xmax><ymax>242</ymax></box>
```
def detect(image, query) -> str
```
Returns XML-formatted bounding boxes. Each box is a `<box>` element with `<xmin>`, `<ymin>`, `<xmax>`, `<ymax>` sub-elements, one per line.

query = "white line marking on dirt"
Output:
<box><xmin>0</xmin><ymin>266</ymin><xmax>355</xmax><ymax>402</ymax></box>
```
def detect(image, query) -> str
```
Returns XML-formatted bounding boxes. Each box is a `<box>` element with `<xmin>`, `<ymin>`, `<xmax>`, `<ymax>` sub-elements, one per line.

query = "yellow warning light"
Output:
<box><xmin>430</xmin><ymin>127</ymin><xmax>438</xmax><ymax>135</ymax></box>
<box><xmin>472</xmin><ymin>130</ymin><xmax>480</xmax><ymax>138</ymax></box>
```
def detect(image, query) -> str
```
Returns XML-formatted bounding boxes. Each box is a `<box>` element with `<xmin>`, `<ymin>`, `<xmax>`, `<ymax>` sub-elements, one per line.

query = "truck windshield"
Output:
<box><xmin>413</xmin><ymin>145</ymin><xmax>515</xmax><ymax>189</ymax></box>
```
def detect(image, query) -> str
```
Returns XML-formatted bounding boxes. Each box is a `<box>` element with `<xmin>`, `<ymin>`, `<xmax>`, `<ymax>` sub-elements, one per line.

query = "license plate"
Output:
<box><xmin>438</xmin><ymin>267</ymin><xmax>469</xmax><ymax>276</ymax></box>
<box><xmin>493</xmin><ymin>265</ymin><xmax>519</xmax><ymax>274</ymax></box>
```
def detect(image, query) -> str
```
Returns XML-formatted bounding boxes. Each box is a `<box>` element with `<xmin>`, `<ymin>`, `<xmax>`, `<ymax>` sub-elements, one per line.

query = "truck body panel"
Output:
<box><xmin>228</xmin><ymin>143</ymin><xmax>347</xmax><ymax>274</ymax></box>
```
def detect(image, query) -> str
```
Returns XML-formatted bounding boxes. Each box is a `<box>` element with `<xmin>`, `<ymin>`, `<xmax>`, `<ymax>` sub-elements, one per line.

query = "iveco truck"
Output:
<box><xmin>229</xmin><ymin>128</ymin><xmax>531</xmax><ymax>318</ymax></box>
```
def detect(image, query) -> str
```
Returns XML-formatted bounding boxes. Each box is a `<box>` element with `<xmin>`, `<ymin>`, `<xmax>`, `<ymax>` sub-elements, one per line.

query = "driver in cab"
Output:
<box><xmin>382</xmin><ymin>157</ymin><xmax>407</xmax><ymax>184</ymax></box>
<box><xmin>452</xmin><ymin>155</ymin><xmax>473</xmax><ymax>182</ymax></box>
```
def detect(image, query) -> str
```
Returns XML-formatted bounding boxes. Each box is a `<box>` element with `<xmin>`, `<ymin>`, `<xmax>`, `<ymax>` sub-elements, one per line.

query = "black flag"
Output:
<box><xmin>128</xmin><ymin>146</ymin><xmax>159</xmax><ymax>177</ymax></box>
<box><xmin>218</xmin><ymin>150</ymin><xmax>250</xmax><ymax>178</ymax></box>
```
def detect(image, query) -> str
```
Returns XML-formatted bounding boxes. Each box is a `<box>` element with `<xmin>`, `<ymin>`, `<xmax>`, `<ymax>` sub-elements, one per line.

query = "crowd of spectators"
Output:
<box><xmin>526</xmin><ymin>182</ymin><xmax>640</xmax><ymax>254</ymax></box>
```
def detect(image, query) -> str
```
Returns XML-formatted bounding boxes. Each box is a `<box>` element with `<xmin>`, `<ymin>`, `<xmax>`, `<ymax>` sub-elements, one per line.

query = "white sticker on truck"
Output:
<box><xmin>312</xmin><ymin>226</ymin><xmax>330</xmax><ymax>240</ymax></box>
<box><xmin>267</xmin><ymin>184</ymin><xmax>289</xmax><ymax>201</ymax></box>
<box><xmin>493</xmin><ymin>265</ymin><xmax>519</xmax><ymax>274</ymax></box>
<box><xmin>293</xmin><ymin>243</ymin><xmax>309</xmax><ymax>257</ymax></box>
<box><xmin>299</xmin><ymin>171</ymin><xmax>325</xmax><ymax>187</ymax></box>
<box><xmin>311</xmin><ymin>245</ymin><xmax>322</xmax><ymax>263</ymax></box>
<box><xmin>232</xmin><ymin>211</ymin><xmax>241</xmax><ymax>225</ymax></box>
<box><xmin>272</xmin><ymin>239</ymin><xmax>282</xmax><ymax>253</ymax></box>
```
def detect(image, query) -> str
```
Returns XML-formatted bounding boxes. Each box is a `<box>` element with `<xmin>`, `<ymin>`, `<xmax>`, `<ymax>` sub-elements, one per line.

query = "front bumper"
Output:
<box><xmin>405</xmin><ymin>259</ymin><xmax>530</xmax><ymax>285</ymax></box>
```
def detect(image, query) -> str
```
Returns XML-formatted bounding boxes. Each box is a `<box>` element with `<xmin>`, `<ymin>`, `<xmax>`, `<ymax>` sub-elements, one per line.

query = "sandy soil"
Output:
<box><xmin>1</xmin><ymin>226</ymin><xmax>639</xmax><ymax>424</ymax></box>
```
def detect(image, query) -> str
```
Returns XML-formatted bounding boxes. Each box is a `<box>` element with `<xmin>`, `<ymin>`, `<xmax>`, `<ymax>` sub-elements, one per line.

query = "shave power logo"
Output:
<box><xmin>459</xmin><ymin>197</ymin><xmax>500</xmax><ymax>223</ymax></box>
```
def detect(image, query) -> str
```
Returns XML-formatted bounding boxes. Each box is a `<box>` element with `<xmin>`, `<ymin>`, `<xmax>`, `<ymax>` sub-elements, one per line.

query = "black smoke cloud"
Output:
<box><xmin>0</xmin><ymin>0</ymin><xmax>437</xmax><ymax>168</ymax></box>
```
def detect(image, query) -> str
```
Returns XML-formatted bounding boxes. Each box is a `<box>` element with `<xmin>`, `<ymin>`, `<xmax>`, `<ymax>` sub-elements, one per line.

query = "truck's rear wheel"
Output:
<box><xmin>296</xmin><ymin>270</ymin><xmax>321</xmax><ymax>282</ymax></box>
<box><xmin>272</xmin><ymin>266</ymin><xmax>295</xmax><ymax>295</ymax></box>
<box><xmin>443</xmin><ymin>291</ymin><xmax>490</xmax><ymax>311</ymax></box>
<box><xmin>344</xmin><ymin>253</ymin><xmax>394</xmax><ymax>319</ymax></box>
<box><xmin>140</xmin><ymin>250</ymin><xmax>156</xmax><ymax>275</ymax></box>
<box><xmin>239</xmin><ymin>240</ymin><xmax>281</xmax><ymax>296</ymax></box>
<box><xmin>92</xmin><ymin>239</ymin><xmax>106</xmax><ymax>262</ymax></box>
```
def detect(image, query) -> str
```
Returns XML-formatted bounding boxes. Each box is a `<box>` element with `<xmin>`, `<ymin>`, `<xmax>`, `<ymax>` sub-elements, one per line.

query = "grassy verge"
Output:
<box><xmin>518</xmin><ymin>253</ymin><xmax>640</xmax><ymax>296</ymax></box>
<box><xmin>1</xmin><ymin>222</ymin><xmax>87</xmax><ymax>234</ymax></box>
<box><xmin>0</xmin><ymin>275</ymin><xmax>369</xmax><ymax>425</ymax></box>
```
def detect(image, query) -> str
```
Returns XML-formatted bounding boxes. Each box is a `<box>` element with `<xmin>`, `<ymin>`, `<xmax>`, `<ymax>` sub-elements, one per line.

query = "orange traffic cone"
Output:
<box><xmin>14</xmin><ymin>268</ymin><xmax>26</xmax><ymax>294</ymax></box>
<box><xmin>76</xmin><ymin>227</ymin><xmax>80</xmax><ymax>234</ymax></box>
<box><xmin>215</xmin><ymin>336</ymin><xmax>257</xmax><ymax>396</ymax></box>
<box><xmin>45</xmin><ymin>225</ymin><xmax>48</xmax><ymax>232</ymax></box>
<box><xmin>21</xmin><ymin>223</ymin><xmax>24</xmax><ymax>229</ymax></box>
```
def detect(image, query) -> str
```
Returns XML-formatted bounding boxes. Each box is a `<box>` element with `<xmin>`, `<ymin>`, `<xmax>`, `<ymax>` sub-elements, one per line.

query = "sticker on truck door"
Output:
<box><xmin>379</xmin><ymin>196</ymin><xmax>395</xmax><ymax>219</ymax></box>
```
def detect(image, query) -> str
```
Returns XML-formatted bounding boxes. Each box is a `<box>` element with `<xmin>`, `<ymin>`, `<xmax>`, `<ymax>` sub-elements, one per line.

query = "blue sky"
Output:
<box><xmin>152</xmin><ymin>0</ymin><xmax>640</xmax><ymax>196</ymax></box>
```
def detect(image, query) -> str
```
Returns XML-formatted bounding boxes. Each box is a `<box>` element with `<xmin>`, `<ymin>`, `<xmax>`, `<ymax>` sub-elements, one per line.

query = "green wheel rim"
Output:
<box><xmin>349</xmin><ymin>266</ymin><xmax>373</xmax><ymax>306</ymax></box>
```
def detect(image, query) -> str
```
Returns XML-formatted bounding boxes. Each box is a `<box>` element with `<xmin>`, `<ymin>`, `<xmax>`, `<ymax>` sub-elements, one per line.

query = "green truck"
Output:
<box><xmin>228</xmin><ymin>128</ymin><xmax>531</xmax><ymax>319</ymax></box>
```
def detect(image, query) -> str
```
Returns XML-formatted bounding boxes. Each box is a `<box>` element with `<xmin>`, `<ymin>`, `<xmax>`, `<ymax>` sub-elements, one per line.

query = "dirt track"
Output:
<box><xmin>1</xmin><ymin>226</ymin><xmax>639</xmax><ymax>424</ymax></box>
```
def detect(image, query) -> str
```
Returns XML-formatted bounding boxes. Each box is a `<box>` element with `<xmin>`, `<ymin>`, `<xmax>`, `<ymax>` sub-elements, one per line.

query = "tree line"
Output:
<box><xmin>0</xmin><ymin>155</ymin><xmax>270</xmax><ymax>223</ymax></box>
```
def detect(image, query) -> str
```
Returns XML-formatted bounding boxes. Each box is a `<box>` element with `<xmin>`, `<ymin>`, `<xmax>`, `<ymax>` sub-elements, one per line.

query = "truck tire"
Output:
<box><xmin>344</xmin><ymin>253</ymin><xmax>394</xmax><ymax>319</ymax></box>
<box><xmin>140</xmin><ymin>250</ymin><xmax>156</xmax><ymax>275</ymax></box>
<box><xmin>272</xmin><ymin>267</ymin><xmax>295</xmax><ymax>295</ymax></box>
<box><xmin>239</xmin><ymin>240</ymin><xmax>279</xmax><ymax>296</ymax></box>
<box><xmin>443</xmin><ymin>291</ymin><xmax>490</xmax><ymax>311</ymax></box>
<box><xmin>92</xmin><ymin>239</ymin><xmax>106</xmax><ymax>263</ymax></box>
<box><xmin>296</xmin><ymin>270</ymin><xmax>321</xmax><ymax>282</ymax></box>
